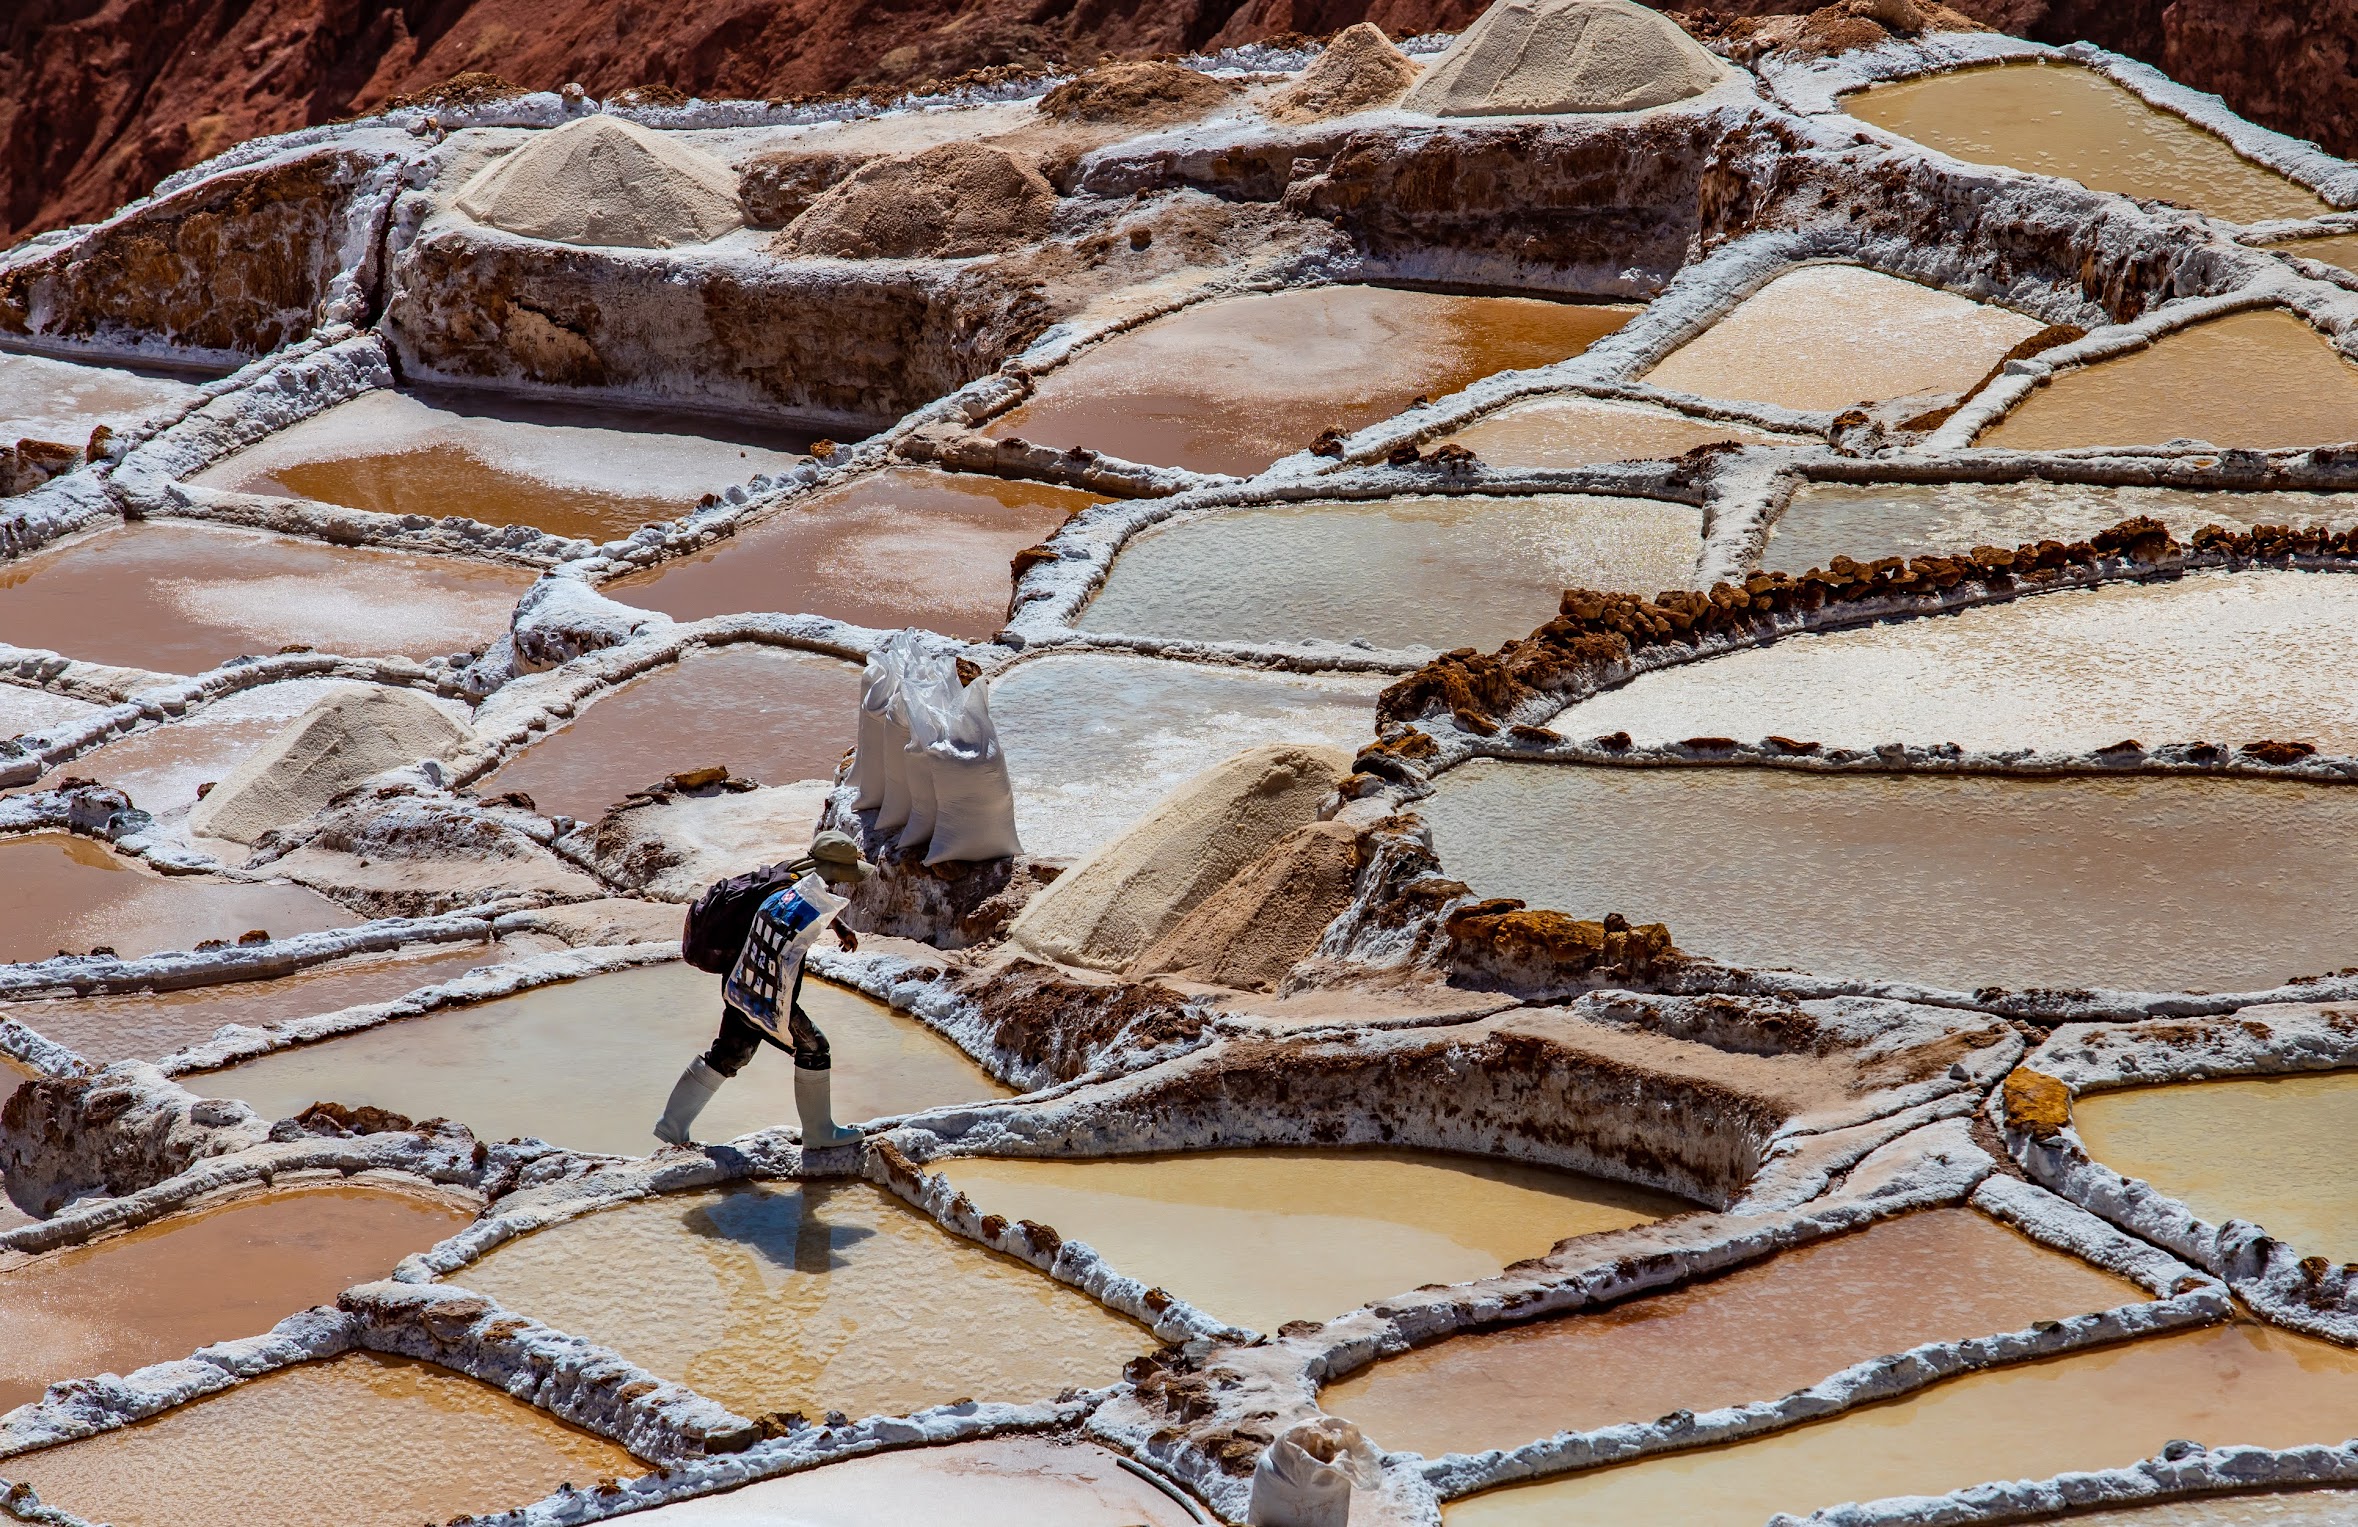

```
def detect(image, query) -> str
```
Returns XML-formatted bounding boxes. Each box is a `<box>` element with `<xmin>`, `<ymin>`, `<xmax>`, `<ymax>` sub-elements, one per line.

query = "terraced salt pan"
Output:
<box><xmin>0</xmin><ymin>832</ymin><xmax>354</xmax><ymax>965</ymax></box>
<box><xmin>0</xmin><ymin>681</ymin><xmax>100</xmax><ymax>740</ymax></box>
<box><xmin>933</xmin><ymin>1149</ymin><xmax>1687</xmax><ymax>1335</ymax></box>
<box><xmin>2060</xmin><ymin>1490</ymin><xmax>2358</xmax><ymax>1524</ymax></box>
<box><xmin>5</xmin><ymin>1351</ymin><xmax>640</xmax><ymax>1527</ymax></box>
<box><xmin>1323</xmin><ymin>1208</ymin><xmax>2142</xmax><ymax>1458</ymax></box>
<box><xmin>1078</xmin><ymin>493</ymin><xmax>1703</xmax><ymax>652</ymax></box>
<box><xmin>626</xmin><ymin>1437</ymin><xmax>1200</xmax><ymax>1526</ymax></box>
<box><xmin>2076</xmin><ymin>1072</ymin><xmax>2358</xmax><ymax>1265</ymax></box>
<box><xmin>1559</xmin><ymin>570</ymin><xmax>2358</xmax><ymax>754</ymax></box>
<box><xmin>197</xmin><ymin>962</ymin><xmax>1010</xmax><ymax>1154</ymax></box>
<box><xmin>450</xmin><ymin>1180</ymin><xmax>1153</xmax><ymax>1420</ymax></box>
<box><xmin>1421</xmin><ymin>762</ymin><xmax>2358</xmax><ymax>993</ymax></box>
<box><xmin>1445</xmin><ymin>1323</ymin><xmax>2358</xmax><ymax>1526</ymax></box>
<box><xmin>481</xmin><ymin>644</ymin><xmax>860</xmax><ymax>821</ymax></box>
<box><xmin>1640</xmin><ymin>265</ymin><xmax>2044</xmax><ymax>412</ymax></box>
<box><xmin>1844</xmin><ymin>60</ymin><xmax>2327</xmax><ymax>225</ymax></box>
<box><xmin>607</xmin><ymin>467</ymin><xmax>1103</xmax><ymax>639</ymax></box>
<box><xmin>0</xmin><ymin>1181</ymin><xmax>472</xmax><ymax>1411</ymax></box>
<box><xmin>0</xmin><ymin>521</ymin><xmax>535</xmax><ymax>673</ymax></box>
<box><xmin>1449</xmin><ymin>396</ymin><xmax>1800</xmax><ymax>469</ymax></box>
<box><xmin>189</xmin><ymin>388</ymin><xmax>810</xmax><ymax>542</ymax></box>
<box><xmin>1981</xmin><ymin>309</ymin><xmax>2358</xmax><ymax>450</ymax></box>
<box><xmin>986</xmin><ymin>285</ymin><xmax>1639</xmax><ymax>476</ymax></box>
<box><xmin>2286</xmin><ymin>232</ymin><xmax>2358</xmax><ymax>278</ymax></box>
<box><xmin>989</xmin><ymin>654</ymin><xmax>1384</xmax><ymax>861</ymax></box>
<box><xmin>1762</xmin><ymin>480</ymin><xmax>2358</xmax><ymax>575</ymax></box>
<box><xmin>0</xmin><ymin>349</ymin><xmax>206</xmax><ymax>444</ymax></box>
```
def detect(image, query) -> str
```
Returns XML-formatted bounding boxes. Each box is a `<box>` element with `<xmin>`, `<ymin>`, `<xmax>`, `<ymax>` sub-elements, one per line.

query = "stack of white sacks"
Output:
<box><xmin>846</xmin><ymin>632</ymin><xmax>1023</xmax><ymax>864</ymax></box>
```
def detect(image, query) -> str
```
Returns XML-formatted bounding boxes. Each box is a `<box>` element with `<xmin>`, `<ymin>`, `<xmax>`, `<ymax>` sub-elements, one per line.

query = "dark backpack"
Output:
<box><xmin>681</xmin><ymin>856</ymin><xmax>813</xmax><ymax>973</ymax></box>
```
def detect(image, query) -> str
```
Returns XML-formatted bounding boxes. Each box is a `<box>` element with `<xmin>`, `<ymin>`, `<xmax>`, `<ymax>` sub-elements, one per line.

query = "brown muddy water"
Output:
<box><xmin>2057</xmin><ymin>1489</ymin><xmax>2358</xmax><ymax>1525</ymax></box>
<box><xmin>5</xmin><ymin>1351</ymin><xmax>639</xmax><ymax>1527</ymax></box>
<box><xmin>1444</xmin><ymin>1322</ymin><xmax>2358</xmax><ymax>1526</ymax></box>
<box><xmin>449</xmin><ymin>1179</ymin><xmax>1153</xmax><ymax>1420</ymax></box>
<box><xmin>1077</xmin><ymin>493</ymin><xmax>1702</xmax><ymax>652</ymax></box>
<box><xmin>606</xmin><ymin>467</ymin><xmax>1105</xmax><ymax>639</ymax></box>
<box><xmin>0</xmin><ymin>521</ymin><xmax>534</xmax><ymax>673</ymax></box>
<box><xmin>1420</xmin><ymin>762</ymin><xmax>2358</xmax><ymax>993</ymax></box>
<box><xmin>933</xmin><ymin>1149</ymin><xmax>1687</xmax><ymax>1334</ymax></box>
<box><xmin>1449</xmin><ymin>396</ymin><xmax>1800</xmax><ymax>469</ymax></box>
<box><xmin>0</xmin><ymin>832</ymin><xmax>354</xmax><ymax>965</ymax></box>
<box><xmin>0</xmin><ymin>1182</ymin><xmax>473</xmax><ymax>1412</ymax></box>
<box><xmin>196</xmin><ymin>961</ymin><xmax>1010</xmax><ymax>1154</ymax></box>
<box><xmin>2285</xmin><ymin>233</ymin><xmax>2358</xmax><ymax>278</ymax></box>
<box><xmin>1323</xmin><ymin>1208</ymin><xmax>2142</xmax><ymax>1457</ymax></box>
<box><xmin>1844</xmin><ymin>60</ymin><xmax>2327</xmax><ymax>225</ymax></box>
<box><xmin>1981</xmin><ymin>309</ymin><xmax>2358</xmax><ymax>451</ymax></box>
<box><xmin>479</xmin><ymin>643</ymin><xmax>860</xmax><ymax>821</ymax></box>
<box><xmin>2076</xmin><ymin>1071</ymin><xmax>2358</xmax><ymax>1266</ymax></box>
<box><xmin>0</xmin><ymin>349</ymin><xmax>206</xmax><ymax>445</ymax></box>
<box><xmin>985</xmin><ymin>285</ymin><xmax>1639</xmax><ymax>476</ymax></box>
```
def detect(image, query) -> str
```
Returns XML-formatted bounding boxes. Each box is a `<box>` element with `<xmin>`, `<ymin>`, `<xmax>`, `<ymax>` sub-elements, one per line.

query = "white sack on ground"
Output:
<box><xmin>847</xmin><ymin>648</ymin><xmax>896</xmax><ymax>810</ymax></box>
<box><xmin>924</xmin><ymin>675</ymin><xmax>1022</xmax><ymax>865</ymax></box>
<box><xmin>897</xmin><ymin>653</ymin><xmax>960</xmax><ymax>853</ymax></box>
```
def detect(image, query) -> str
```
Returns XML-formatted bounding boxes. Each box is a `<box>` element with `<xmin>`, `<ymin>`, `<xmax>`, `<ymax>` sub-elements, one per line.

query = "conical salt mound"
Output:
<box><xmin>189</xmin><ymin>686</ymin><xmax>470</xmax><ymax>845</ymax></box>
<box><xmin>1269</xmin><ymin>23</ymin><xmax>1423</xmax><ymax>122</ymax></box>
<box><xmin>1403</xmin><ymin>0</ymin><xmax>1724</xmax><ymax>117</ymax></box>
<box><xmin>455</xmin><ymin>115</ymin><xmax>743</xmax><ymax>249</ymax></box>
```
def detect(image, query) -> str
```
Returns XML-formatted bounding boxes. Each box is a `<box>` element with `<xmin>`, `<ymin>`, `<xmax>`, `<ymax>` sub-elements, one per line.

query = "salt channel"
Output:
<box><xmin>985</xmin><ymin>285</ymin><xmax>1639</xmax><ymax>476</ymax></box>
<box><xmin>0</xmin><ymin>832</ymin><xmax>353</xmax><ymax>964</ymax></box>
<box><xmin>1448</xmin><ymin>396</ymin><xmax>1799</xmax><ymax>469</ymax></box>
<box><xmin>448</xmin><ymin>1180</ymin><xmax>1154</xmax><ymax>1420</ymax></box>
<box><xmin>1420</xmin><ymin>762</ymin><xmax>2358</xmax><ymax>993</ymax></box>
<box><xmin>0</xmin><ymin>349</ymin><xmax>206</xmax><ymax>445</ymax></box>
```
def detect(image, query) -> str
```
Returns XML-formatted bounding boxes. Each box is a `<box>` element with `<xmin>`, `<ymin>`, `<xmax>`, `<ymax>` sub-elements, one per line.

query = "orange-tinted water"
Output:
<box><xmin>2285</xmin><ymin>233</ymin><xmax>2358</xmax><ymax>277</ymax></box>
<box><xmin>2061</xmin><ymin>1489</ymin><xmax>2358</xmax><ymax>1525</ymax></box>
<box><xmin>606</xmin><ymin>468</ymin><xmax>1104</xmax><ymax>639</ymax></box>
<box><xmin>0</xmin><ymin>1183</ymin><xmax>473</xmax><ymax>1411</ymax></box>
<box><xmin>0</xmin><ymin>832</ymin><xmax>354</xmax><ymax>965</ymax></box>
<box><xmin>986</xmin><ymin>286</ymin><xmax>1638</xmax><ymax>475</ymax></box>
<box><xmin>479</xmin><ymin>644</ymin><xmax>860</xmax><ymax>821</ymax></box>
<box><xmin>6</xmin><ymin>1351</ymin><xmax>639</xmax><ymax>1527</ymax></box>
<box><xmin>1323</xmin><ymin>1209</ymin><xmax>2142</xmax><ymax>1457</ymax></box>
<box><xmin>1450</xmin><ymin>397</ymin><xmax>1797</xmax><ymax>469</ymax></box>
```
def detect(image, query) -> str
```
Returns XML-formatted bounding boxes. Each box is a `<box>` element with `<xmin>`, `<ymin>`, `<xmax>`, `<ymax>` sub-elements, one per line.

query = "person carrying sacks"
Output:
<box><xmin>654</xmin><ymin>829</ymin><xmax>876</xmax><ymax>1150</ymax></box>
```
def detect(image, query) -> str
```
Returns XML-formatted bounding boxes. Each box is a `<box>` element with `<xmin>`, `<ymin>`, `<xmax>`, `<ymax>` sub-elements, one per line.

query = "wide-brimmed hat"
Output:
<box><xmin>808</xmin><ymin>829</ymin><xmax>876</xmax><ymax>882</ymax></box>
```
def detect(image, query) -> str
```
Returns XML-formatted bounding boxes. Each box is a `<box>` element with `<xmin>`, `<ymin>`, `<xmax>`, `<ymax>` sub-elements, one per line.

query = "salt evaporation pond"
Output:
<box><xmin>2287</xmin><ymin>232</ymin><xmax>2358</xmax><ymax>278</ymax></box>
<box><xmin>990</xmin><ymin>653</ymin><xmax>1385</xmax><ymax>860</ymax></box>
<box><xmin>480</xmin><ymin>644</ymin><xmax>860</xmax><ymax>821</ymax></box>
<box><xmin>450</xmin><ymin>1180</ymin><xmax>1153</xmax><ymax>1419</ymax></box>
<box><xmin>1559</xmin><ymin>570</ymin><xmax>2358</xmax><ymax>754</ymax></box>
<box><xmin>1421</xmin><ymin>762</ymin><xmax>2358</xmax><ymax>993</ymax></box>
<box><xmin>0</xmin><ymin>681</ymin><xmax>99</xmax><ymax>739</ymax></box>
<box><xmin>1078</xmin><ymin>493</ymin><xmax>1702</xmax><ymax>652</ymax></box>
<box><xmin>986</xmin><ymin>285</ymin><xmax>1639</xmax><ymax>476</ymax></box>
<box><xmin>0</xmin><ymin>521</ymin><xmax>534</xmax><ymax>672</ymax></box>
<box><xmin>933</xmin><ymin>1149</ymin><xmax>1687</xmax><ymax>1334</ymax></box>
<box><xmin>1762</xmin><ymin>480</ymin><xmax>2358</xmax><ymax>574</ymax></box>
<box><xmin>1844</xmin><ymin>60</ymin><xmax>2327</xmax><ymax>225</ymax></box>
<box><xmin>607</xmin><ymin>467</ymin><xmax>1104</xmax><ymax>639</ymax></box>
<box><xmin>1324</xmin><ymin>1208</ymin><xmax>2141</xmax><ymax>1458</ymax></box>
<box><xmin>0</xmin><ymin>1182</ymin><xmax>472</xmax><ymax>1412</ymax></box>
<box><xmin>1981</xmin><ymin>309</ymin><xmax>2358</xmax><ymax>450</ymax></box>
<box><xmin>197</xmin><ymin>962</ymin><xmax>1010</xmax><ymax>1153</ymax></box>
<box><xmin>189</xmin><ymin>388</ymin><xmax>809</xmax><ymax>542</ymax></box>
<box><xmin>1449</xmin><ymin>396</ymin><xmax>1798</xmax><ymax>469</ymax></box>
<box><xmin>2058</xmin><ymin>1490</ymin><xmax>2358</xmax><ymax>1525</ymax></box>
<box><xmin>626</xmin><ymin>1437</ymin><xmax>1200</xmax><ymax>1526</ymax></box>
<box><xmin>2075</xmin><ymin>1070</ymin><xmax>2358</xmax><ymax>1265</ymax></box>
<box><xmin>4</xmin><ymin>1351</ymin><xmax>639</xmax><ymax>1527</ymax></box>
<box><xmin>0</xmin><ymin>349</ymin><xmax>206</xmax><ymax>444</ymax></box>
<box><xmin>1445</xmin><ymin>1322</ymin><xmax>2358</xmax><ymax>1526</ymax></box>
<box><xmin>1641</xmin><ymin>265</ymin><xmax>2043</xmax><ymax>412</ymax></box>
<box><xmin>0</xmin><ymin>832</ymin><xmax>353</xmax><ymax>965</ymax></box>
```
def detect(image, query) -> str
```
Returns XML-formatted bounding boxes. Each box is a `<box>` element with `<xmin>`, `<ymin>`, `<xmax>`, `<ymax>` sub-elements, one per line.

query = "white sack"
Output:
<box><xmin>898</xmin><ymin>652</ymin><xmax>961</xmax><ymax>853</ymax></box>
<box><xmin>923</xmin><ymin>673</ymin><xmax>1023</xmax><ymax>865</ymax></box>
<box><xmin>871</xmin><ymin>634</ymin><xmax>918</xmax><ymax>834</ymax></box>
<box><xmin>1246</xmin><ymin>1419</ymin><xmax>1381</xmax><ymax>1527</ymax></box>
<box><xmin>846</xmin><ymin>648</ymin><xmax>896</xmax><ymax>810</ymax></box>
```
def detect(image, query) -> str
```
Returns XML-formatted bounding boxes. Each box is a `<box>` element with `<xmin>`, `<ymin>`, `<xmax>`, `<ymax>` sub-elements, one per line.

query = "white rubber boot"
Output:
<box><xmin>794</xmin><ymin>1065</ymin><xmax>863</xmax><ymax>1149</ymax></box>
<box><xmin>653</xmin><ymin>1058</ymin><xmax>725</xmax><ymax>1147</ymax></box>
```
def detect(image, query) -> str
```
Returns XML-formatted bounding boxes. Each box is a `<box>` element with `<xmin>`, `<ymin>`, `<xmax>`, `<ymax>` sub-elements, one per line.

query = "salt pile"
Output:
<box><xmin>1402</xmin><ymin>0</ymin><xmax>1724</xmax><ymax>116</ymax></box>
<box><xmin>777</xmin><ymin>142</ymin><xmax>1060</xmax><ymax>260</ymax></box>
<box><xmin>189</xmin><ymin>685</ymin><xmax>469</xmax><ymax>845</ymax></box>
<box><xmin>1036</xmin><ymin>61</ymin><xmax>1240</xmax><ymax>126</ymax></box>
<box><xmin>1269</xmin><ymin>23</ymin><xmax>1423</xmax><ymax>122</ymax></box>
<box><xmin>455</xmin><ymin>115</ymin><xmax>743</xmax><ymax>249</ymax></box>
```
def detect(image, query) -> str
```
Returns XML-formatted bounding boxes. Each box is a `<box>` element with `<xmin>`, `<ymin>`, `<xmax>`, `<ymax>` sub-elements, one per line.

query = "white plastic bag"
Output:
<box><xmin>923</xmin><ymin>674</ymin><xmax>1023</xmax><ymax>864</ymax></box>
<box><xmin>846</xmin><ymin>647</ymin><xmax>896</xmax><ymax>810</ymax></box>
<box><xmin>723</xmin><ymin>873</ymin><xmax>852</xmax><ymax>1044</ymax></box>
<box><xmin>897</xmin><ymin>653</ymin><xmax>961</xmax><ymax>854</ymax></box>
<box><xmin>871</xmin><ymin>636</ymin><xmax>916</xmax><ymax>835</ymax></box>
<box><xmin>1246</xmin><ymin>1419</ymin><xmax>1381</xmax><ymax>1527</ymax></box>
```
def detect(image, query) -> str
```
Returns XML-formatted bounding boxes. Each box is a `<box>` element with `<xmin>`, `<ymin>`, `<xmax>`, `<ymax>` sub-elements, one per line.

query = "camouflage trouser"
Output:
<box><xmin>703</xmin><ymin>970</ymin><xmax>830</xmax><ymax>1074</ymax></box>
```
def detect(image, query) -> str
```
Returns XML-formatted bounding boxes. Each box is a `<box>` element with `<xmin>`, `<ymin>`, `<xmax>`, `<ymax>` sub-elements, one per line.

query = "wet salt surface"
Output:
<box><xmin>2075</xmin><ymin>1071</ymin><xmax>2358</xmax><ymax>1265</ymax></box>
<box><xmin>1422</xmin><ymin>762</ymin><xmax>2358</xmax><ymax>993</ymax></box>
<box><xmin>1981</xmin><ymin>309</ymin><xmax>2358</xmax><ymax>450</ymax></box>
<box><xmin>1559</xmin><ymin>570</ymin><xmax>2358</xmax><ymax>754</ymax></box>
<box><xmin>989</xmin><ymin>654</ymin><xmax>1384</xmax><ymax>861</ymax></box>
<box><xmin>0</xmin><ymin>349</ymin><xmax>206</xmax><ymax>445</ymax></box>
<box><xmin>1446</xmin><ymin>1323</ymin><xmax>2358</xmax><ymax>1526</ymax></box>
<box><xmin>480</xmin><ymin>643</ymin><xmax>860</xmax><ymax>821</ymax></box>
<box><xmin>6</xmin><ymin>1350</ymin><xmax>640</xmax><ymax>1527</ymax></box>
<box><xmin>451</xmin><ymin>1179</ymin><xmax>1153</xmax><ymax>1420</ymax></box>
<box><xmin>1449</xmin><ymin>396</ymin><xmax>1801</xmax><ymax>469</ymax></box>
<box><xmin>934</xmin><ymin>1149</ymin><xmax>1686</xmax><ymax>1335</ymax></box>
<box><xmin>606</xmin><ymin>467</ymin><xmax>1103</xmax><ymax>639</ymax></box>
<box><xmin>1763</xmin><ymin>480</ymin><xmax>2358</xmax><ymax>574</ymax></box>
<box><xmin>0</xmin><ymin>521</ymin><xmax>534</xmax><ymax>672</ymax></box>
<box><xmin>189</xmin><ymin>387</ymin><xmax>811</xmax><ymax>542</ymax></box>
<box><xmin>2055</xmin><ymin>1489</ymin><xmax>2358</xmax><ymax>1524</ymax></box>
<box><xmin>2286</xmin><ymin>233</ymin><xmax>2358</xmax><ymax>278</ymax></box>
<box><xmin>628</xmin><ymin>1437</ymin><xmax>1200</xmax><ymax>1525</ymax></box>
<box><xmin>1844</xmin><ymin>60</ymin><xmax>2327</xmax><ymax>225</ymax></box>
<box><xmin>0</xmin><ymin>681</ymin><xmax>100</xmax><ymax>740</ymax></box>
<box><xmin>1641</xmin><ymin>264</ymin><xmax>2043</xmax><ymax>412</ymax></box>
<box><xmin>197</xmin><ymin>962</ymin><xmax>1010</xmax><ymax>1154</ymax></box>
<box><xmin>1078</xmin><ymin>493</ymin><xmax>1702</xmax><ymax>652</ymax></box>
<box><xmin>0</xmin><ymin>1182</ymin><xmax>474</xmax><ymax>1412</ymax></box>
<box><xmin>1323</xmin><ymin>1208</ymin><xmax>2141</xmax><ymax>1457</ymax></box>
<box><xmin>987</xmin><ymin>285</ymin><xmax>1639</xmax><ymax>476</ymax></box>
<box><xmin>0</xmin><ymin>832</ymin><xmax>354</xmax><ymax>965</ymax></box>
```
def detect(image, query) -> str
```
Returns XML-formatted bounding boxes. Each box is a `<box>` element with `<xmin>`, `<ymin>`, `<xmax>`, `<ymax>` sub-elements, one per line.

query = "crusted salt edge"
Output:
<box><xmin>1773</xmin><ymin>1447</ymin><xmax>2358</xmax><ymax>1527</ymax></box>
